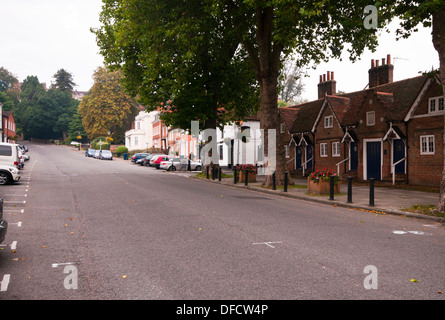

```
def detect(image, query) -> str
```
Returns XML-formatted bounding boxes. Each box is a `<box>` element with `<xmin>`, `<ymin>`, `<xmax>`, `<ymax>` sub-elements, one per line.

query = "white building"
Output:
<box><xmin>125</xmin><ymin>110</ymin><xmax>158</xmax><ymax>151</ymax></box>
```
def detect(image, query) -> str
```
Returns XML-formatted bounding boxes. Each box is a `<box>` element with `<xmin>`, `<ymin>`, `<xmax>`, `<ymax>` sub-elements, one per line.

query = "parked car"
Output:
<box><xmin>85</xmin><ymin>149</ymin><xmax>95</xmax><ymax>157</ymax></box>
<box><xmin>0</xmin><ymin>164</ymin><xmax>21</xmax><ymax>185</ymax></box>
<box><xmin>152</xmin><ymin>155</ymin><xmax>171</xmax><ymax>169</ymax></box>
<box><xmin>161</xmin><ymin>158</ymin><xmax>202</xmax><ymax>171</ymax></box>
<box><xmin>131</xmin><ymin>153</ymin><xmax>150</xmax><ymax>163</ymax></box>
<box><xmin>143</xmin><ymin>154</ymin><xmax>160</xmax><ymax>166</ymax></box>
<box><xmin>0</xmin><ymin>142</ymin><xmax>21</xmax><ymax>169</ymax></box>
<box><xmin>93</xmin><ymin>150</ymin><xmax>101</xmax><ymax>158</ymax></box>
<box><xmin>99</xmin><ymin>150</ymin><xmax>113</xmax><ymax>160</ymax></box>
<box><xmin>136</xmin><ymin>154</ymin><xmax>150</xmax><ymax>165</ymax></box>
<box><xmin>0</xmin><ymin>198</ymin><xmax>7</xmax><ymax>244</ymax></box>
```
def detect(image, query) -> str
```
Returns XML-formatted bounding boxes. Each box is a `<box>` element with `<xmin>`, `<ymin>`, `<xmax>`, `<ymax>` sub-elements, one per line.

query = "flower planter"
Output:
<box><xmin>307</xmin><ymin>177</ymin><xmax>340</xmax><ymax>195</ymax></box>
<box><xmin>239</xmin><ymin>171</ymin><xmax>256</xmax><ymax>183</ymax></box>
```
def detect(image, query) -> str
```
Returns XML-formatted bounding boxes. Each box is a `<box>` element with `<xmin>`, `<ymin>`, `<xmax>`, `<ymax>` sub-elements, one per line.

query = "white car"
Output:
<box><xmin>0</xmin><ymin>164</ymin><xmax>21</xmax><ymax>185</ymax></box>
<box><xmin>160</xmin><ymin>158</ymin><xmax>202</xmax><ymax>171</ymax></box>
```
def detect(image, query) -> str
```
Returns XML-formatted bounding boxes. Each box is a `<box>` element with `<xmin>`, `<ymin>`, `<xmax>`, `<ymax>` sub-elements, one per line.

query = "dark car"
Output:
<box><xmin>85</xmin><ymin>149</ymin><xmax>95</xmax><ymax>157</ymax></box>
<box><xmin>131</xmin><ymin>153</ymin><xmax>150</xmax><ymax>163</ymax></box>
<box><xmin>0</xmin><ymin>198</ymin><xmax>7</xmax><ymax>244</ymax></box>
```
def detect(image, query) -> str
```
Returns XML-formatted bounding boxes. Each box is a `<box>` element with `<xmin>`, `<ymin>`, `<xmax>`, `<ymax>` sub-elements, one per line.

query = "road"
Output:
<box><xmin>0</xmin><ymin>143</ymin><xmax>444</xmax><ymax>301</ymax></box>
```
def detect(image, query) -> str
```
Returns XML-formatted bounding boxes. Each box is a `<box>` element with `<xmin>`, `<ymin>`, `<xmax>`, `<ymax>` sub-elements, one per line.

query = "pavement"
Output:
<box><xmin>187</xmin><ymin>168</ymin><xmax>445</xmax><ymax>223</ymax></box>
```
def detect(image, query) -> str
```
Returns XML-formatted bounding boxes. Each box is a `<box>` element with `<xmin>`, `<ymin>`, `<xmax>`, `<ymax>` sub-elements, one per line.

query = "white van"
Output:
<box><xmin>0</xmin><ymin>142</ymin><xmax>21</xmax><ymax>169</ymax></box>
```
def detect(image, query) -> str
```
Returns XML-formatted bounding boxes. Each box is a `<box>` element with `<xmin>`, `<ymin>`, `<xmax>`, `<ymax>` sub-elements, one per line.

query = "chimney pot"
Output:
<box><xmin>371</xmin><ymin>59</ymin><xmax>375</xmax><ymax>68</ymax></box>
<box><xmin>331</xmin><ymin>71</ymin><xmax>334</xmax><ymax>80</ymax></box>
<box><xmin>327</xmin><ymin>71</ymin><xmax>331</xmax><ymax>81</ymax></box>
<box><xmin>376</xmin><ymin>60</ymin><xmax>380</xmax><ymax>67</ymax></box>
<box><xmin>387</xmin><ymin>54</ymin><xmax>391</xmax><ymax>65</ymax></box>
<box><xmin>382</xmin><ymin>58</ymin><xmax>386</xmax><ymax>65</ymax></box>
<box><xmin>323</xmin><ymin>74</ymin><xmax>326</xmax><ymax>82</ymax></box>
<box><xmin>319</xmin><ymin>75</ymin><xmax>323</xmax><ymax>83</ymax></box>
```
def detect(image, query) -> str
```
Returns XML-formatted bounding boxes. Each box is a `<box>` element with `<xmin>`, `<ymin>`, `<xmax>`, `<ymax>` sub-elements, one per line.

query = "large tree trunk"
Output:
<box><xmin>433</xmin><ymin>7</ymin><xmax>445</xmax><ymax>212</ymax></box>
<box><xmin>254</xmin><ymin>7</ymin><xmax>293</xmax><ymax>187</ymax></box>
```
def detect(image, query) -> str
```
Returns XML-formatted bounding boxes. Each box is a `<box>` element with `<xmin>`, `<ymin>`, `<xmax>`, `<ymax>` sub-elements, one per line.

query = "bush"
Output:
<box><xmin>309</xmin><ymin>168</ymin><xmax>341</xmax><ymax>184</ymax></box>
<box><xmin>115</xmin><ymin>146</ymin><xmax>128</xmax><ymax>157</ymax></box>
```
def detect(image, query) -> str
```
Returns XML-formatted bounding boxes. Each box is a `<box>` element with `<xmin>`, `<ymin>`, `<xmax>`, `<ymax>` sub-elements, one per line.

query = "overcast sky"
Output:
<box><xmin>0</xmin><ymin>0</ymin><xmax>440</xmax><ymax>102</ymax></box>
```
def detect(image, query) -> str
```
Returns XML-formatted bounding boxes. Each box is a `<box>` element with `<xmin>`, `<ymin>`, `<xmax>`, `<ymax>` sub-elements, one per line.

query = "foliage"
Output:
<box><xmin>78</xmin><ymin>67</ymin><xmax>139</xmax><ymax>142</ymax></box>
<box><xmin>92</xmin><ymin>0</ymin><xmax>259</xmax><ymax>131</ymax></box>
<box><xmin>91</xmin><ymin>136</ymin><xmax>110</xmax><ymax>150</ymax></box>
<box><xmin>235</xmin><ymin>164</ymin><xmax>257</xmax><ymax>174</ymax></box>
<box><xmin>52</xmin><ymin>68</ymin><xmax>76</xmax><ymax>93</ymax></box>
<box><xmin>309</xmin><ymin>168</ymin><xmax>341</xmax><ymax>184</ymax></box>
<box><xmin>0</xmin><ymin>67</ymin><xmax>19</xmax><ymax>93</ymax></box>
<box><xmin>115</xmin><ymin>146</ymin><xmax>128</xmax><ymax>156</ymax></box>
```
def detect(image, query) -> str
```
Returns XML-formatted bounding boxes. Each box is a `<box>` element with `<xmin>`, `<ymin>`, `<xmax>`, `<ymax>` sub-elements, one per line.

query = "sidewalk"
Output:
<box><xmin>190</xmin><ymin>170</ymin><xmax>445</xmax><ymax>223</ymax></box>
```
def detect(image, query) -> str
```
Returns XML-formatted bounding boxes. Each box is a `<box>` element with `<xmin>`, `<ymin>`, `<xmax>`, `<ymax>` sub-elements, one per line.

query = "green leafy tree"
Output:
<box><xmin>52</xmin><ymin>68</ymin><xmax>76</xmax><ymax>93</ymax></box>
<box><xmin>93</xmin><ymin>0</ymin><xmax>259</xmax><ymax>135</ymax></box>
<box><xmin>78</xmin><ymin>67</ymin><xmax>139</xmax><ymax>142</ymax></box>
<box><xmin>94</xmin><ymin>0</ymin><xmax>392</xmax><ymax>185</ymax></box>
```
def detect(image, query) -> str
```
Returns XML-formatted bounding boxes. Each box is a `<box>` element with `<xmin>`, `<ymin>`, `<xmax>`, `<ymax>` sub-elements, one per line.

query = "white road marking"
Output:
<box><xmin>0</xmin><ymin>274</ymin><xmax>11</xmax><ymax>292</ymax></box>
<box><xmin>52</xmin><ymin>262</ymin><xmax>75</xmax><ymax>268</ymax></box>
<box><xmin>253</xmin><ymin>241</ymin><xmax>282</xmax><ymax>248</ymax></box>
<box><xmin>11</xmin><ymin>241</ymin><xmax>17</xmax><ymax>250</ymax></box>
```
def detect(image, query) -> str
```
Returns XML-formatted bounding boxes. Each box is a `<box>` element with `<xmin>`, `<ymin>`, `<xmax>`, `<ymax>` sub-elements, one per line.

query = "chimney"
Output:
<box><xmin>368</xmin><ymin>54</ymin><xmax>394</xmax><ymax>88</ymax></box>
<box><xmin>318</xmin><ymin>71</ymin><xmax>336</xmax><ymax>99</ymax></box>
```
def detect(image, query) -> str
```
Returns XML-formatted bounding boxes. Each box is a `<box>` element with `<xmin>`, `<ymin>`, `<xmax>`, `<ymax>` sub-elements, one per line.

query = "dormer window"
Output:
<box><xmin>429</xmin><ymin>96</ymin><xmax>444</xmax><ymax>114</ymax></box>
<box><xmin>324</xmin><ymin>115</ymin><xmax>333</xmax><ymax>128</ymax></box>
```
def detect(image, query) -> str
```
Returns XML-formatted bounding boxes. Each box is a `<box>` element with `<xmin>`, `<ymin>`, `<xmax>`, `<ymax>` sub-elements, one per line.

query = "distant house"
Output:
<box><xmin>2</xmin><ymin>110</ymin><xmax>17</xmax><ymax>143</ymax></box>
<box><xmin>72</xmin><ymin>90</ymin><xmax>88</xmax><ymax>101</ymax></box>
<box><xmin>280</xmin><ymin>54</ymin><xmax>443</xmax><ymax>187</ymax></box>
<box><xmin>125</xmin><ymin>110</ymin><xmax>158</xmax><ymax>151</ymax></box>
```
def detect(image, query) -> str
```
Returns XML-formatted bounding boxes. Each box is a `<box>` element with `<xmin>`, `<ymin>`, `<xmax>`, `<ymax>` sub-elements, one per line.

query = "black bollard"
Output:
<box><xmin>329</xmin><ymin>175</ymin><xmax>334</xmax><ymax>200</ymax></box>
<box><xmin>369</xmin><ymin>178</ymin><xmax>375</xmax><ymax>206</ymax></box>
<box><xmin>245</xmin><ymin>169</ymin><xmax>248</xmax><ymax>186</ymax></box>
<box><xmin>347</xmin><ymin>177</ymin><xmax>353</xmax><ymax>203</ymax></box>
<box><xmin>218</xmin><ymin>167</ymin><xmax>222</xmax><ymax>181</ymax></box>
<box><xmin>206</xmin><ymin>166</ymin><xmax>209</xmax><ymax>179</ymax></box>
<box><xmin>272</xmin><ymin>171</ymin><xmax>276</xmax><ymax>190</ymax></box>
<box><xmin>212</xmin><ymin>167</ymin><xmax>216</xmax><ymax>180</ymax></box>
<box><xmin>284</xmin><ymin>172</ymin><xmax>288</xmax><ymax>192</ymax></box>
<box><xmin>234</xmin><ymin>168</ymin><xmax>237</xmax><ymax>184</ymax></box>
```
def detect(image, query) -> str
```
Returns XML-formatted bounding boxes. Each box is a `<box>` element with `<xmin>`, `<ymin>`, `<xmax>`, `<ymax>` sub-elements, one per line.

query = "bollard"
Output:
<box><xmin>212</xmin><ymin>167</ymin><xmax>216</xmax><ymax>180</ymax></box>
<box><xmin>206</xmin><ymin>166</ymin><xmax>209</xmax><ymax>179</ymax></box>
<box><xmin>329</xmin><ymin>175</ymin><xmax>334</xmax><ymax>200</ymax></box>
<box><xmin>218</xmin><ymin>167</ymin><xmax>222</xmax><ymax>181</ymax></box>
<box><xmin>284</xmin><ymin>172</ymin><xmax>288</xmax><ymax>192</ymax></box>
<box><xmin>272</xmin><ymin>171</ymin><xmax>276</xmax><ymax>190</ymax></box>
<box><xmin>245</xmin><ymin>170</ymin><xmax>248</xmax><ymax>186</ymax></box>
<box><xmin>347</xmin><ymin>177</ymin><xmax>353</xmax><ymax>203</ymax></box>
<box><xmin>234</xmin><ymin>168</ymin><xmax>237</xmax><ymax>184</ymax></box>
<box><xmin>369</xmin><ymin>178</ymin><xmax>375</xmax><ymax>206</ymax></box>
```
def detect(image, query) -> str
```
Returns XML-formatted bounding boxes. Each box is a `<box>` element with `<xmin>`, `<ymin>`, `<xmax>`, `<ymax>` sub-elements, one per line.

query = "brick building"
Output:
<box><xmin>280</xmin><ymin>54</ymin><xmax>443</xmax><ymax>187</ymax></box>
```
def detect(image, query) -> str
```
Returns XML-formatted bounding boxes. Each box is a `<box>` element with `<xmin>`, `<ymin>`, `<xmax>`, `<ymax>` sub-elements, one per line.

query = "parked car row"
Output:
<box><xmin>0</xmin><ymin>142</ymin><xmax>28</xmax><ymax>185</ymax></box>
<box><xmin>85</xmin><ymin>148</ymin><xmax>113</xmax><ymax>160</ymax></box>
<box><xmin>131</xmin><ymin>153</ymin><xmax>202</xmax><ymax>172</ymax></box>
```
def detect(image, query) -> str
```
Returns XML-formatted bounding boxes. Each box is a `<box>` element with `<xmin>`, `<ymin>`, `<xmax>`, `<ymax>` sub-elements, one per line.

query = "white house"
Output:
<box><xmin>125</xmin><ymin>110</ymin><xmax>158</xmax><ymax>151</ymax></box>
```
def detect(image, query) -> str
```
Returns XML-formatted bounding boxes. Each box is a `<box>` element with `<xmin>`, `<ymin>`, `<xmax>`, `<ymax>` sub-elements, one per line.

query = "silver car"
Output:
<box><xmin>162</xmin><ymin>158</ymin><xmax>202</xmax><ymax>171</ymax></box>
<box><xmin>99</xmin><ymin>150</ymin><xmax>113</xmax><ymax>160</ymax></box>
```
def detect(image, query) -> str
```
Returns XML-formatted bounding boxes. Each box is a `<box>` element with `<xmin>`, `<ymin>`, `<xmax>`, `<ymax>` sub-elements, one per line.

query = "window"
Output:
<box><xmin>420</xmin><ymin>135</ymin><xmax>435</xmax><ymax>155</ymax></box>
<box><xmin>429</xmin><ymin>96</ymin><xmax>444</xmax><ymax>114</ymax></box>
<box><xmin>134</xmin><ymin>136</ymin><xmax>139</xmax><ymax>146</ymax></box>
<box><xmin>332</xmin><ymin>142</ymin><xmax>340</xmax><ymax>157</ymax></box>
<box><xmin>324</xmin><ymin>115</ymin><xmax>333</xmax><ymax>128</ymax></box>
<box><xmin>366</xmin><ymin>111</ymin><xmax>375</xmax><ymax>126</ymax></box>
<box><xmin>320</xmin><ymin>143</ymin><xmax>328</xmax><ymax>157</ymax></box>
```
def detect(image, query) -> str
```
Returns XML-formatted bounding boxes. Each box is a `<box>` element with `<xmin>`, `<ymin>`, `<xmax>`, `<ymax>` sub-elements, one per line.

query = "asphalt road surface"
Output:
<box><xmin>1</xmin><ymin>143</ymin><xmax>444</xmax><ymax>301</ymax></box>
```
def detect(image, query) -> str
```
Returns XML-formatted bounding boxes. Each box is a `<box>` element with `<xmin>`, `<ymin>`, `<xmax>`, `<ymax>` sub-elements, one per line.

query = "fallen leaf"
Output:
<box><xmin>198</xmin><ymin>228</ymin><xmax>203</xmax><ymax>231</ymax></box>
<box><xmin>122</xmin><ymin>275</ymin><xmax>127</xmax><ymax>279</ymax></box>
<box><xmin>42</xmin><ymin>245</ymin><xmax>46</xmax><ymax>248</ymax></box>
<box><xmin>410</xmin><ymin>279</ymin><xmax>418</xmax><ymax>282</ymax></box>
<box><xmin>69</xmin><ymin>217</ymin><xmax>73</xmax><ymax>220</ymax></box>
<box><xmin>12</xmin><ymin>258</ymin><xmax>18</xmax><ymax>261</ymax></box>
<box><xmin>11</xmin><ymin>250</ymin><xmax>16</xmax><ymax>253</ymax></box>
<box><xmin>437</xmin><ymin>291</ymin><xmax>442</xmax><ymax>294</ymax></box>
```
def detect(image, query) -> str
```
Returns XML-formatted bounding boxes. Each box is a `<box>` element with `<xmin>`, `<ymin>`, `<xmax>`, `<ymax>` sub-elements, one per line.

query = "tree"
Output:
<box><xmin>78</xmin><ymin>67</ymin><xmax>139</xmax><ymax>142</ymax></box>
<box><xmin>278</xmin><ymin>57</ymin><xmax>305</xmax><ymax>104</ymax></box>
<box><xmin>93</xmin><ymin>0</ymin><xmax>259</xmax><ymax>134</ymax></box>
<box><xmin>94</xmin><ymin>0</ymin><xmax>391</xmax><ymax>185</ymax></box>
<box><xmin>384</xmin><ymin>0</ymin><xmax>445</xmax><ymax>211</ymax></box>
<box><xmin>0</xmin><ymin>67</ymin><xmax>19</xmax><ymax>93</ymax></box>
<box><xmin>52</xmin><ymin>68</ymin><xmax>76</xmax><ymax>92</ymax></box>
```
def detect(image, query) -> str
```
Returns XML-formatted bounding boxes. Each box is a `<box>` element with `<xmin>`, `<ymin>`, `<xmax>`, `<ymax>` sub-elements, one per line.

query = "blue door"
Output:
<box><xmin>393</xmin><ymin>139</ymin><xmax>405</xmax><ymax>174</ymax></box>
<box><xmin>350</xmin><ymin>142</ymin><xmax>358</xmax><ymax>171</ymax></box>
<box><xmin>295</xmin><ymin>146</ymin><xmax>302</xmax><ymax>170</ymax></box>
<box><xmin>306</xmin><ymin>145</ymin><xmax>313</xmax><ymax>170</ymax></box>
<box><xmin>366</xmin><ymin>141</ymin><xmax>381</xmax><ymax>180</ymax></box>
